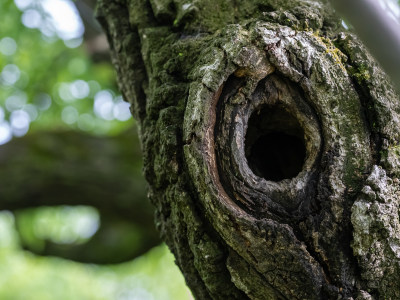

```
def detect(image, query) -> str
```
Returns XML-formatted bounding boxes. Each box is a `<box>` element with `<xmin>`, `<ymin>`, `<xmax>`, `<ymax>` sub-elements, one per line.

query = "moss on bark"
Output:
<box><xmin>97</xmin><ymin>0</ymin><xmax>400</xmax><ymax>298</ymax></box>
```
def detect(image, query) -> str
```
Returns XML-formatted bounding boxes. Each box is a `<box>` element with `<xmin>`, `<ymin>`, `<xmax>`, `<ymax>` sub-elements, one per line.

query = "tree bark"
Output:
<box><xmin>0</xmin><ymin>129</ymin><xmax>160</xmax><ymax>263</ymax></box>
<box><xmin>97</xmin><ymin>0</ymin><xmax>400</xmax><ymax>299</ymax></box>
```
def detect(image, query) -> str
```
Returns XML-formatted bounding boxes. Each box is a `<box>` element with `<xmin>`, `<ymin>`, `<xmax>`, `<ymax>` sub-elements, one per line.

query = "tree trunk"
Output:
<box><xmin>97</xmin><ymin>0</ymin><xmax>400</xmax><ymax>298</ymax></box>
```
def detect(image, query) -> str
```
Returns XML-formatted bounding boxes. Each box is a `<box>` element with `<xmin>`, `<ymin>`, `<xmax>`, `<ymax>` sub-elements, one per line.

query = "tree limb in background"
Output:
<box><xmin>0</xmin><ymin>129</ymin><xmax>160</xmax><ymax>264</ymax></box>
<box><xmin>74</xmin><ymin>0</ymin><xmax>110</xmax><ymax>61</ymax></box>
<box><xmin>330</xmin><ymin>0</ymin><xmax>400</xmax><ymax>91</ymax></box>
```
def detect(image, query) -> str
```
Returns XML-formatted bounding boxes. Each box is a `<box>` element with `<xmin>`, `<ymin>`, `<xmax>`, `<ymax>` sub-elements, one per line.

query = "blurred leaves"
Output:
<box><xmin>0</xmin><ymin>0</ymin><xmax>133</xmax><ymax>142</ymax></box>
<box><xmin>0</xmin><ymin>0</ymin><xmax>192</xmax><ymax>299</ymax></box>
<box><xmin>0</xmin><ymin>212</ymin><xmax>190</xmax><ymax>300</ymax></box>
<box><xmin>16</xmin><ymin>206</ymin><xmax>100</xmax><ymax>250</ymax></box>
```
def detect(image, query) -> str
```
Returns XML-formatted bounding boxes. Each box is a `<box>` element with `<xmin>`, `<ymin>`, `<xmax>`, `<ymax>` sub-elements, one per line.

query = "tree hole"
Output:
<box><xmin>245</xmin><ymin>106</ymin><xmax>306</xmax><ymax>182</ymax></box>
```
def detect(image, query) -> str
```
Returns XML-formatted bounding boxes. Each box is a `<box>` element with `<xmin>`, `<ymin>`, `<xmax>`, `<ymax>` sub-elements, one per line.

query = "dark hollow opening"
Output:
<box><xmin>245</xmin><ymin>106</ymin><xmax>306</xmax><ymax>182</ymax></box>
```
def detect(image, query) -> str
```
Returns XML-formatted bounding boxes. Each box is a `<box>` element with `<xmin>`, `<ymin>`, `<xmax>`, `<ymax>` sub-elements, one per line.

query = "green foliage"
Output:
<box><xmin>0</xmin><ymin>0</ymin><xmax>133</xmax><ymax>142</ymax></box>
<box><xmin>15</xmin><ymin>206</ymin><xmax>100</xmax><ymax>252</ymax></box>
<box><xmin>0</xmin><ymin>211</ymin><xmax>191</xmax><ymax>300</ymax></box>
<box><xmin>0</xmin><ymin>1</ymin><xmax>191</xmax><ymax>299</ymax></box>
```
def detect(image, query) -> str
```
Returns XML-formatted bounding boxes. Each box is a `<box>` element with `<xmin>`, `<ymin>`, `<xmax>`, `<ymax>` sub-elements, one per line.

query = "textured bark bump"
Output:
<box><xmin>352</xmin><ymin>166</ymin><xmax>400</xmax><ymax>299</ymax></box>
<box><xmin>336</xmin><ymin>33</ymin><xmax>400</xmax><ymax>299</ymax></box>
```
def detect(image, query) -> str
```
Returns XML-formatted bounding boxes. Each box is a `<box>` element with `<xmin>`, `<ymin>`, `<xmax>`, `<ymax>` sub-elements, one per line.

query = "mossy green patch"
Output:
<box><xmin>348</xmin><ymin>64</ymin><xmax>371</xmax><ymax>84</ymax></box>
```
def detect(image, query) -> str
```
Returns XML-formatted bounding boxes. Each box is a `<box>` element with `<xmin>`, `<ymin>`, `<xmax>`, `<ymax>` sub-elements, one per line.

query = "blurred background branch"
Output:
<box><xmin>330</xmin><ymin>0</ymin><xmax>400</xmax><ymax>91</ymax></box>
<box><xmin>0</xmin><ymin>129</ymin><xmax>160</xmax><ymax>264</ymax></box>
<box><xmin>75</xmin><ymin>0</ymin><xmax>110</xmax><ymax>61</ymax></box>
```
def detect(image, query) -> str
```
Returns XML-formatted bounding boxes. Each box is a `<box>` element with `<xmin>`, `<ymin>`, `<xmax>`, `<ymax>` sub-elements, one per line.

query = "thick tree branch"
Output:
<box><xmin>0</xmin><ymin>129</ymin><xmax>160</xmax><ymax>263</ymax></box>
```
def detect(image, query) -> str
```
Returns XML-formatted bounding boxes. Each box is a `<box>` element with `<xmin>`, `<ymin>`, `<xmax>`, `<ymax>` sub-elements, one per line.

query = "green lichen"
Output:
<box><xmin>313</xmin><ymin>32</ymin><xmax>347</xmax><ymax>72</ymax></box>
<box><xmin>348</xmin><ymin>64</ymin><xmax>371</xmax><ymax>84</ymax></box>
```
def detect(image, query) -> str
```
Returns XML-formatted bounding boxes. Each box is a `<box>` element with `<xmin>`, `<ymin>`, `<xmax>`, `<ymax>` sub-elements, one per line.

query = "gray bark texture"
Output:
<box><xmin>96</xmin><ymin>0</ymin><xmax>400</xmax><ymax>299</ymax></box>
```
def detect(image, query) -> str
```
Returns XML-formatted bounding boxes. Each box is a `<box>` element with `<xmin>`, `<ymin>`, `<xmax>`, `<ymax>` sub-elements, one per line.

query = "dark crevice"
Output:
<box><xmin>246</xmin><ymin>132</ymin><xmax>305</xmax><ymax>181</ymax></box>
<box><xmin>128</xmin><ymin>26</ymin><xmax>149</xmax><ymax>122</ymax></box>
<box><xmin>257</xmin><ymin>3</ymin><xmax>275</xmax><ymax>13</ymax></box>
<box><xmin>333</xmin><ymin>40</ymin><xmax>382</xmax><ymax>167</ymax></box>
<box><xmin>351</xmin><ymin>79</ymin><xmax>382</xmax><ymax>165</ymax></box>
<box><xmin>245</xmin><ymin>105</ymin><xmax>306</xmax><ymax>182</ymax></box>
<box><xmin>292</xmin><ymin>223</ymin><xmax>335</xmax><ymax>289</ymax></box>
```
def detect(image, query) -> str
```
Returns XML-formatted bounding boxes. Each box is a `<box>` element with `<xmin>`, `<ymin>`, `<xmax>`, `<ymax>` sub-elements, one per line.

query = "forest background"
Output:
<box><xmin>0</xmin><ymin>0</ymin><xmax>192</xmax><ymax>299</ymax></box>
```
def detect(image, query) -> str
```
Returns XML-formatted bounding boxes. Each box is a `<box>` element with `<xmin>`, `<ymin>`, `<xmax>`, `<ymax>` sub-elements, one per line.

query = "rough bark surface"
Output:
<box><xmin>97</xmin><ymin>0</ymin><xmax>400</xmax><ymax>299</ymax></box>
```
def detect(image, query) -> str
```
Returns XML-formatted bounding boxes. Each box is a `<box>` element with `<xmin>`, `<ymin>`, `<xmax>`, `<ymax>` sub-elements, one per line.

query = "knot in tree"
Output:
<box><xmin>97</xmin><ymin>0</ymin><xmax>400</xmax><ymax>299</ymax></box>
